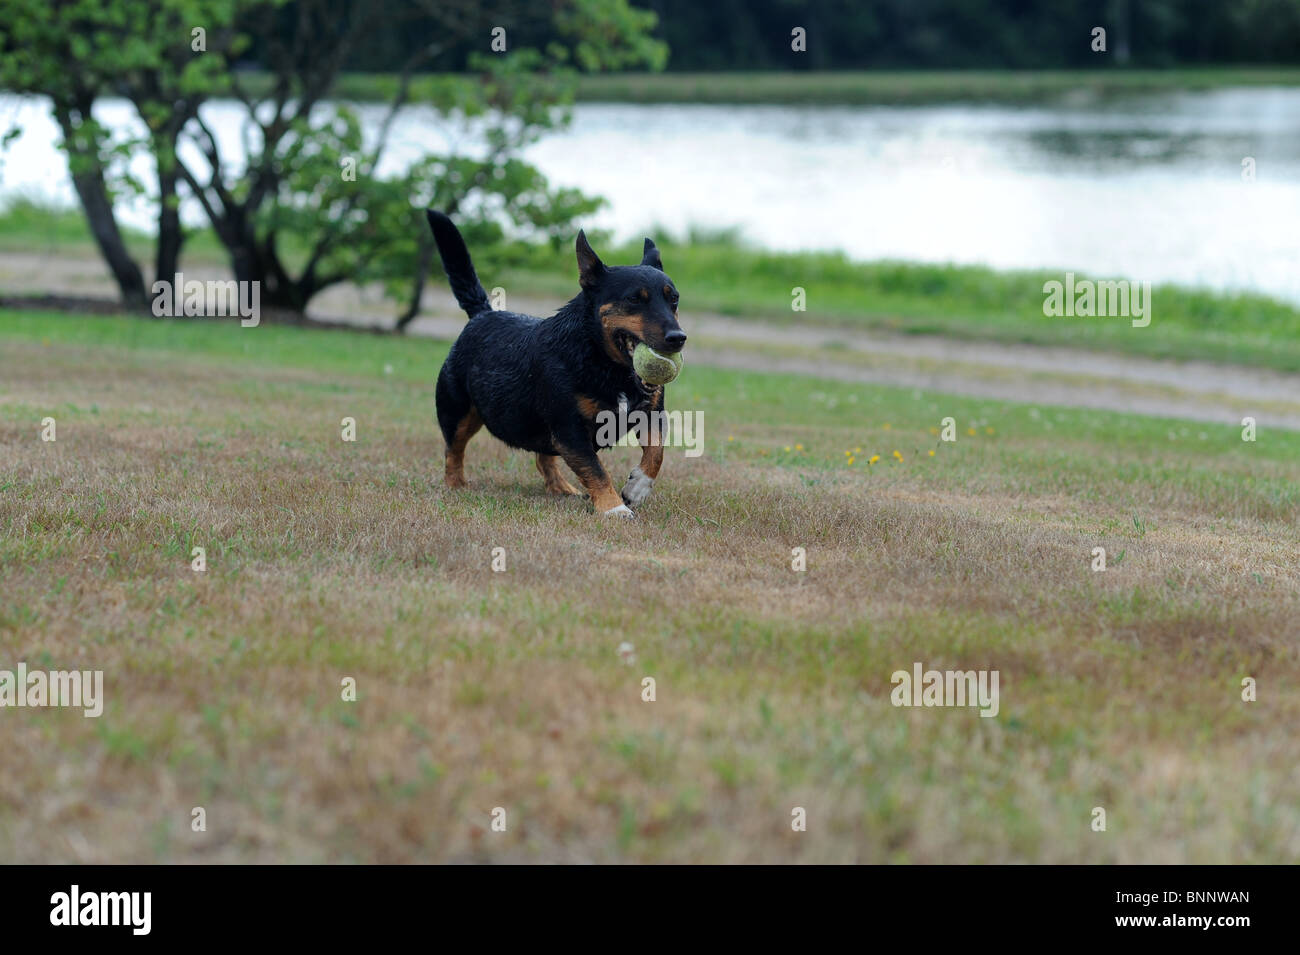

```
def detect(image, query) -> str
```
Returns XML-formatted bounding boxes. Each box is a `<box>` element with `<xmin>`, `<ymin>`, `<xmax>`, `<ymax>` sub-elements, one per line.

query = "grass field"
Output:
<box><xmin>2</xmin><ymin>308</ymin><xmax>1297</xmax><ymax>863</ymax></box>
<box><xmin>7</xmin><ymin>199</ymin><xmax>1300</xmax><ymax>372</ymax></box>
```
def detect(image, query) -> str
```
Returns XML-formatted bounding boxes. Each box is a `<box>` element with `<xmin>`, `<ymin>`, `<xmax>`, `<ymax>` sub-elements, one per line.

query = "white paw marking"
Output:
<box><xmin>602</xmin><ymin>503</ymin><xmax>635</xmax><ymax>518</ymax></box>
<box><xmin>621</xmin><ymin>467</ymin><xmax>655</xmax><ymax>506</ymax></box>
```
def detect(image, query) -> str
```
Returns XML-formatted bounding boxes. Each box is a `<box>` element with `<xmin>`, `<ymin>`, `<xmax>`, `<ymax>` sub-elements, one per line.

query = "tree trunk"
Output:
<box><xmin>215</xmin><ymin>214</ymin><xmax>308</xmax><ymax>315</ymax></box>
<box><xmin>395</xmin><ymin>226</ymin><xmax>435</xmax><ymax>332</ymax></box>
<box><xmin>55</xmin><ymin>104</ymin><xmax>148</xmax><ymax>310</ymax></box>
<box><xmin>154</xmin><ymin>164</ymin><xmax>183</xmax><ymax>316</ymax></box>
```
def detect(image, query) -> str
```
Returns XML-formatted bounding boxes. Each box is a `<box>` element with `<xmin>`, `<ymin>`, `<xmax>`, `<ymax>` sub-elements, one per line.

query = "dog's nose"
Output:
<box><xmin>664</xmin><ymin>330</ymin><xmax>687</xmax><ymax>350</ymax></box>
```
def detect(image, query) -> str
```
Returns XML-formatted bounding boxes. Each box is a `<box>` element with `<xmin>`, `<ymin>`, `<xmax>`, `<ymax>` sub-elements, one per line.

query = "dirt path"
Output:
<box><xmin>5</xmin><ymin>250</ymin><xmax>1299</xmax><ymax>429</ymax></box>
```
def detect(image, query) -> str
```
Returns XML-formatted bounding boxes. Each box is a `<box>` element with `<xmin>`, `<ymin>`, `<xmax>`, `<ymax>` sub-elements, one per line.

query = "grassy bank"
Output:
<box><xmin>226</xmin><ymin>68</ymin><xmax>1300</xmax><ymax>106</ymax></box>
<box><xmin>495</xmin><ymin>239</ymin><xmax>1300</xmax><ymax>372</ymax></box>
<box><xmin>6</xmin><ymin>198</ymin><xmax>1300</xmax><ymax>371</ymax></box>
<box><xmin>2</xmin><ymin>308</ymin><xmax>1297</xmax><ymax>862</ymax></box>
<box><xmin>573</xmin><ymin>68</ymin><xmax>1300</xmax><ymax>105</ymax></box>
<box><xmin>0</xmin><ymin>197</ymin><xmax>230</xmax><ymax>262</ymax></box>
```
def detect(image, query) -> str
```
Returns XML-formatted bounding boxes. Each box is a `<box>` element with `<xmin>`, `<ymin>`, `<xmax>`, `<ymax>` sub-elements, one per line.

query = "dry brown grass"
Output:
<box><xmin>1</xmin><ymin>321</ymin><xmax>1299</xmax><ymax>863</ymax></box>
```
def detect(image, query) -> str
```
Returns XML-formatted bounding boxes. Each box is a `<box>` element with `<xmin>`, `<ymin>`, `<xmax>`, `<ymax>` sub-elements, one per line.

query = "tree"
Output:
<box><xmin>0</xmin><ymin>0</ymin><xmax>666</xmax><ymax>320</ymax></box>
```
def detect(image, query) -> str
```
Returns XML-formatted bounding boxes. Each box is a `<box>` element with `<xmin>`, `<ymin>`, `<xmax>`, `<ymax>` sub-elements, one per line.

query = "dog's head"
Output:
<box><xmin>576</xmin><ymin>231</ymin><xmax>686</xmax><ymax>385</ymax></box>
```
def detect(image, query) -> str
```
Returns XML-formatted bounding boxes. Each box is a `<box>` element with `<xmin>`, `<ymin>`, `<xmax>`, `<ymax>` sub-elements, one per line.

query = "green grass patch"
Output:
<box><xmin>8</xmin><ymin>199</ymin><xmax>1299</xmax><ymax>371</ymax></box>
<box><xmin>5</xmin><ymin>307</ymin><xmax>1298</xmax><ymax>481</ymax></box>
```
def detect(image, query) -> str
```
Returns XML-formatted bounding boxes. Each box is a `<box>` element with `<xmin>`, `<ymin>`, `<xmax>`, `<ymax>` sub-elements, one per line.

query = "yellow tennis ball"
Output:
<box><xmin>632</xmin><ymin>342</ymin><xmax>683</xmax><ymax>385</ymax></box>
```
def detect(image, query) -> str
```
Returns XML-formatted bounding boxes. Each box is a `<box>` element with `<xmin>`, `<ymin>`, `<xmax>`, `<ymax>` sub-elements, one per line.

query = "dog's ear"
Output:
<box><xmin>576</xmin><ymin>230</ymin><xmax>606</xmax><ymax>289</ymax></box>
<box><xmin>641</xmin><ymin>237</ymin><xmax>663</xmax><ymax>271</ymax></box>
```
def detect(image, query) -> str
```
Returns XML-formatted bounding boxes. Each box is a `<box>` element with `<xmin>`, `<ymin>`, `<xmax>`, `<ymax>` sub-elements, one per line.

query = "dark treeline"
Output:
<box><xmin>636</xmin><ymin>0</ymin><xmax>1300</xmax><ymax>69</ymax></box>
<box><xmin>244</xmin><ymin>0</ymin><xmax>1300</xmax><ymax>73</ymax></box>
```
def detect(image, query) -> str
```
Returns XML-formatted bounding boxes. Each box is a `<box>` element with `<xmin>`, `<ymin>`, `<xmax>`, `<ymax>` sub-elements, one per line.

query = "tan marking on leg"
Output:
<box><xmin>638</xmin><ymin>442</ymin><xmax>664</xmax><ymax>480</ymax></box>
<box><xmin>638</xmin><ymin>386</ymin><xmax>665</xmax><ymax>478</ymax></box>
<box><xmin>444</xmin><ymin>407</ymin><xmax>482</xmax><ymax>488</ymax></box>
<box><xmin>536</xmin><ymin>453</ymin><xmax>581</xmax><ymax>496</ymax></box>
<box><xmin>576</xmin><ymin>395</ymin><xmax>602</xmax><ymax>421</ymax></box>
<box><xmin>562</xmin><ymin>452</ymin><xmax>624</xmax><ymax>513</ymax></box>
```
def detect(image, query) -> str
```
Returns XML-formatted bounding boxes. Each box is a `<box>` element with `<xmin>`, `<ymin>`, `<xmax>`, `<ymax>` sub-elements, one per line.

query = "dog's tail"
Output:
<box><xmin>426</xmin><ymin>210</ymin><xmax>491</xmax><ymax>318</ymax></box>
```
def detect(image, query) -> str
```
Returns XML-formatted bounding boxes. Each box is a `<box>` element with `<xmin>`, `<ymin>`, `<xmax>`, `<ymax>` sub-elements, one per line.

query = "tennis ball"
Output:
<box><xmin>632</xmin><ymin>342</ymin><xmax>683</xmax><ymax>385</ymax></box>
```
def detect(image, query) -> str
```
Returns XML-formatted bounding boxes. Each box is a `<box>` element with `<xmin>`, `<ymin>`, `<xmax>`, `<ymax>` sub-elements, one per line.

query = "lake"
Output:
<box><xmin>2</xmin><ymin>87</ymin><xmax>1297</xmax><ymax>303</ymax></box>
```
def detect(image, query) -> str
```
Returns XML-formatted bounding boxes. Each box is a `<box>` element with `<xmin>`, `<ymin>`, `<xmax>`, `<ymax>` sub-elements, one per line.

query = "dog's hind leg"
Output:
<box><xmin>536</xmin><ymin>454</ymin><xmax>581</xmax><ymax>496</ymax></box>
<box><xmin>442</xmin><ymin>407</ymin><xmax>482</xmax><ymax>488</ymax></box>
<box><xmin>436</xmin><ymin>367</ymin><xmax>483</xmax><ymax>488</ymax></box>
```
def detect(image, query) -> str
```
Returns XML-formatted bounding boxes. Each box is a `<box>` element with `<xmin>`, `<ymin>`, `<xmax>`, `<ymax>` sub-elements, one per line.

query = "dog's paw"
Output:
<box><xmin>621</xmin><ymin>467</ymin><xmax>655</xmax><ymax>506</ymax></box>
<box><xmin>601</xmin><ymin>503</ymin><xmax>636</xmax><ymax>519</ymax></box>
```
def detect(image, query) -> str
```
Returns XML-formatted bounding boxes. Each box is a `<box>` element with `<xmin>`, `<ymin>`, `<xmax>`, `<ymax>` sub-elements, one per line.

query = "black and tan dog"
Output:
<box><xmin>426</xmin><ymin>210</ymin><xmax>687</xmax><ymax>517</ymax></box>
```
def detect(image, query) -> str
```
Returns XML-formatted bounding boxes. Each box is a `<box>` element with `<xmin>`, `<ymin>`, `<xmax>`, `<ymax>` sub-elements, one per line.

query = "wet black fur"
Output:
<box><xmin>427</xmin><ymin>210</ymin><xmax>686</xmax><ymax>498</ymax></box>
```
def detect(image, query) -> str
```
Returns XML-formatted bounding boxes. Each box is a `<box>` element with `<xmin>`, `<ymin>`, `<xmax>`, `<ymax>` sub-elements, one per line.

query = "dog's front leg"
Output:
<box><xmin>555</xmin><ymin>427</ymin><xmax>633</xmax><ymax>518</ymax></box>
<box><xmin>622</xmin><ymin>387</ymin><xmax>664</xmax><ymax>507</ymax></box>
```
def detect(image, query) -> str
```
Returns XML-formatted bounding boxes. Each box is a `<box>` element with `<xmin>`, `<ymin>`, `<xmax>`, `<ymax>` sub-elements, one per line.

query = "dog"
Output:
<box><xmin>426</xmin><ymin>210</ymin><xmax>687</xmax><ymax>518</ymax></box>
